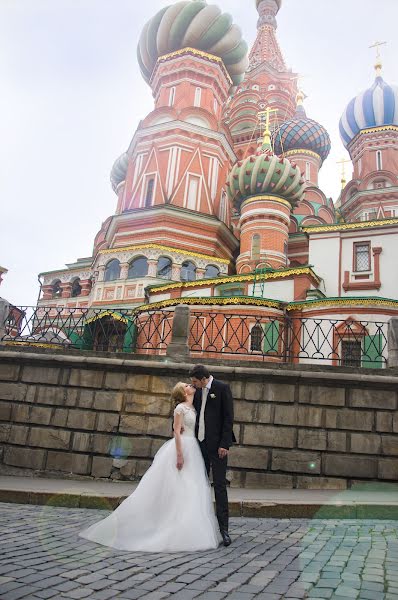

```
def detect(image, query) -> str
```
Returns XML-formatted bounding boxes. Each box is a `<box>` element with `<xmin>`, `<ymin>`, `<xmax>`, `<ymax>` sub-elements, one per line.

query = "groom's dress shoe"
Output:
<box><xmin>221</xmin><ymin>530</ymin><xmax>231</xmax><ymax>547</ymax></box>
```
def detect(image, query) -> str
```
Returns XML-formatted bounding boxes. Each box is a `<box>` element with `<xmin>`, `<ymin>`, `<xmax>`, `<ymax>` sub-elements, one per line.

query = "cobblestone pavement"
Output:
<box><xmin>1</xmin><ymin>503</ymin><xmax>398</xmax><ymax>600</ymax></box>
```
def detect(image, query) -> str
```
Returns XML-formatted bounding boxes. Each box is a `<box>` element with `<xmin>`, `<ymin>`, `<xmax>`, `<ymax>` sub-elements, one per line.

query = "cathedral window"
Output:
<box><xmin>204</xmin><ymin>265</ymin><xmax>220</xmax><ymax>279</ymax></box>
<box><xmin>376</xmin><ymin>150</ymin><xmax>383</xmax><ymax>171</ymax></box>
<box><xmin>358</xmin><ymin>158</ymin><xmax>362</xmax><ymax>175</ymax></box>
<box><xmin>52</xmin><ymin>280</ymin><xmax>62</xmax><ymax>299</ymax></box>
<box><xmin>251</xmin><ymin>234</ymin><xmax>261</xmax><ymax>261</ymax></box>
<box><xmin>213</xmin><ymin>98</ymin><xmax>218</xmax><ymax>114</ymax></box>
<box><xmin>194</xmin><ymin>87</ymin><xmax>202</xmax><ymax>108</ymax></box>
<box><xmin>186</xmin><ymin>175</ymin><xmax>200</xmax><ymax>210</ymax></box>
<box><xmin>104</xmin><ymin>259</ymin><xmax>121</xmax><ymax>282</ymax></box>
<box><xmin>305</xmin><ymin>162</ymin><xmax>311</xmax><ymax>181</ymax></box>
<box><xmin>341</xmin><ymin>340</ymin><xmax>362</xmax><ymax>368</ymax></box>
<box><xmin>145</xmin><ymin>178</ymin><xmax>155</xmax><ymax>207</ymax></box>
<box><xmin>354</xmin><ymin>242</ymin><xmax>371</xmax><ymax>272</ymax></box>
<box><xmin>128</xmin><ymin>257</ymin><xmax>148</xmax><ymax>279</ymax></box>
<box><xmin>157</xmin><ymin>257</ymin><xmax>172</xmax><ymax>280</ymax></box>
<box><xmin>219</xmin><ymin>192</ymin><xmax>227</xmax><ymax>222</ymax></box>
<box><xmin>71</xmin><ymin>278</ymin><xmax>82</xmax><ymax>298</ymax></box>
<box><xmin>169</xmin><ymin>87</ymin><xmax>176</xmax><ymax>107</ymax></box>
<box><xmin>181</xmin><ymin>261</ymin><xmax>196</xmax><ymax>282</ymax></box>
<box><xmin>250</xmin><ymin>324</ymin><xmax>262</xmax><ymax>352</ymax></box>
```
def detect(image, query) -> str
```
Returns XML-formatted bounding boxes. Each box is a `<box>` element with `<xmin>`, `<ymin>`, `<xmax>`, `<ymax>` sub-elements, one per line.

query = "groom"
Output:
<box><xmin>189</xmin><ymin>364</ymin><xmax>235</xmax><ymax>547</ymax></box>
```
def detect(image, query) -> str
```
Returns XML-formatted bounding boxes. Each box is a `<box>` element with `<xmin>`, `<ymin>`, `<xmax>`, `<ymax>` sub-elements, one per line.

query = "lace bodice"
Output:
<box><xmin>174</xmin><ymin>403</ymin><xmax>197</xmax><ymax>437</ymax></box>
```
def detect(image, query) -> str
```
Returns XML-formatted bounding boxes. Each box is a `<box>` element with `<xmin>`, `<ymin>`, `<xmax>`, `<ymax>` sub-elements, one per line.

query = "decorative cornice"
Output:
<box><xmin>99</xmin><ymin>244</ymin><xmax>230</xmax><ymax>264</ymax></box>
<box><xmin>302</xmin><ymin>218</ymin><xmax>398</xmax><ymax>234</ymax></box>
<box><xmin>241</xmin><ymin>195</ymin><xmax>292</xmax><ymax>210</ymax></box>
<box><xmin>284</xmin><ymin>149</ymin><xmax>321</xmax><ymax>160</ymax></box>
<box><xmin>358</xmin><ymin>125</ymin><xmax>398</xmax><ymax>136</ymax></box>
<box><xmin>156</xmin><ymin>48</ymin><xmax>233</xmax><ymax>86</ymax></box>
<box><xmin>133</xmin><ymin>296</ymin><xmax>283</xmax><ymax>314</ymax></box>
<box><xmin>287</xmin><ymin>297</ymin><xmax>398</xmax><ymax>311</ymax></box>
<box><xmin>149</xmin><ymin>266</ymin><xmax>320</xmax><ymax>293</ymax></box>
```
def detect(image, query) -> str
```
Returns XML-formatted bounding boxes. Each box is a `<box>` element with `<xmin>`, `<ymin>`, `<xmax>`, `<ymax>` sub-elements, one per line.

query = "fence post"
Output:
<box><xmin>387</xmin><ymin>317</ymin><xmax>398</xmax><ymax>367</ymax></box>
<box><xmin>0</xmin><ymin>298</ymin><xmax>10</xmax><ymax>342</ymax></box>
<box><xmin>166</xmin><ymin>304</ymin><xmax>190</xmax><ymax>361</ymax></box>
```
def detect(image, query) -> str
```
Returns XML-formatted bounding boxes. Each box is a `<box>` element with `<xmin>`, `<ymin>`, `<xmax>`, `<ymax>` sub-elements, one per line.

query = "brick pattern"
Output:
<box><xmin>0</xmin><ymin>353</ymin><xmax>397</xmax><ymax>489</ymax></box>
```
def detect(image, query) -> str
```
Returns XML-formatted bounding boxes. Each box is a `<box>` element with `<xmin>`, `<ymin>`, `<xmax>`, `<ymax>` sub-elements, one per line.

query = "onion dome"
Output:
<box><xmin>273</xmin><ymin>95</ymin><xmax>331</xmax><ymax>164</ymax></box>
<box><xmin>137</xmin><ymin>1</ymin><xmax>249</xmax><ymax>87</ymax></box>
<box><xmin>110</xmin><ymin>153</ymin><xmax>129</xmax><ymax>193</ymax></box>
<box><xmin>256</xmin><ymin>0</ymin><xmax>282</xmax><ymax>12</ymax></box>
<box><xmin>227</xmin><ymin>146</ymin><xmax>305</xmax><ymax>211</ymax></box>
<box><xmin>339</xmin><ymin>75</ymin><xmax>398</xmax><ymax>148</ymax></box>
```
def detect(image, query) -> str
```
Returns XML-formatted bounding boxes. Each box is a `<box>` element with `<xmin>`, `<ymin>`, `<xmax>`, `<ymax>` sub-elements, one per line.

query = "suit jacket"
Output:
<box><xmin>193</xmin><ymin>379</ymin><xmax>236</xmax><ymax>451</ymax></box>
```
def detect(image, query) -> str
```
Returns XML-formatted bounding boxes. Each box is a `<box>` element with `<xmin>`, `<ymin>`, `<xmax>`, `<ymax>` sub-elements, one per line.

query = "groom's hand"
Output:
<box><xmin>218</xmin><ymin>448</ymin><xmax>228</xmax><ymax>459</ymax></box>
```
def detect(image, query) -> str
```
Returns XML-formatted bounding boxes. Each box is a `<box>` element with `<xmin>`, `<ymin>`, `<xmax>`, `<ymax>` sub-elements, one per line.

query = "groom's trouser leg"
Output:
<box><xmin>210</xmin><ymin>451</ymin><xmax>229</xmax><ymax>532</ymax></box>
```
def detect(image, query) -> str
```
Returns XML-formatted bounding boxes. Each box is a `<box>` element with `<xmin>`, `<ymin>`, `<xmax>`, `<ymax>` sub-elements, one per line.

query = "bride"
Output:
<box><xmin>79</xmin><ymin>382</ymin><xmax>221</xmax><ymax>552</ymax></box>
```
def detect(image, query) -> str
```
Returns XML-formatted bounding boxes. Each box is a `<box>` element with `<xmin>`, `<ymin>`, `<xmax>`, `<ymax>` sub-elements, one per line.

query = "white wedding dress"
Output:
<box><xmin>79</xmin><ymin>403</ymin><xmax>221</xmax><ymax>552</ymax></box>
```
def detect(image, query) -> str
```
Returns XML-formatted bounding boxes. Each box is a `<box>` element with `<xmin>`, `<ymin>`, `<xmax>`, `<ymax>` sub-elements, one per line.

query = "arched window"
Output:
<box><xmin>128</xmin><ymin>257</ymin><xmax>148</xmax><ymax>278</ymax></box>
<box><xmin>181</xmin><ymin>261</ymin><xmax>196</xmax><ymax>282</ymax></box>
<box><xmin>376</xmin><ymin>150</ymin><xmax>383</xmax><ymax>171</ymax></box>
<box><xmin>194</xmin><ymin>87</ymin><xmax>202</xmax><ymax>107</ymax></box>
<box><xmin>71</xmin><ymin>278</ymin><xmax>82</xmax><ymax>298</ymax></box>
<box><xmin>169</xmin><ymin>86</ymin><xmax>176</xmax><ymax>107</ymax></box>
<box><xmin>104</xmin><ymin>259</ymin><xmax>121</xmax><ymax>282</ymax></box>
<box><xmin>52</xmin><ymin>280</ymin><xmax>62</xmax><ymax>298</ymax></box>
<box><xmin>157</xmin><ymin>257</ymin><xmax>172</xmax><ymax>279</ymax></box>
<box><xmin>251</xmin><ymin>234</ymin><xmax>261</xmax><ymax>261</ymax></box>
<box><xmin>204</xmin><ymin>265</ymin><xmax>220</xmax><ymax>279</ymax></box>
<box><xmin>250</xmin><ymin>324</ymin><xmax>262</xmax><ymax>352</ymax></box>
<box><xmin>145</xmin><ymin>178</ymin><xmax>155</xmax><ymax>207</ymax></box>
<box><xmin>306</xmin><ymin>162</ymin><xmax>311</xmax><ymax>181</ymax></box>
<box><xmin>219</xmin><ymin>192</ymin><xmax>227</xmax><ymax>222</ymax></box>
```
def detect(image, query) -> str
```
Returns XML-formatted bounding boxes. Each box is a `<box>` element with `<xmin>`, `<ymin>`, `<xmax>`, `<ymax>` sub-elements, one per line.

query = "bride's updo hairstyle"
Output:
<box><xmin>171</xmin><ymin>382</ymin><xmax>186</xmax><ymax>406</ymax></box>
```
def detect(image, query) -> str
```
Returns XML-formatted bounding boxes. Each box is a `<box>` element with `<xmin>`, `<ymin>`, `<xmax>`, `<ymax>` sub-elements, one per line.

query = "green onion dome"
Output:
<box><xmin>226</xmin><ymin>148</ymin><xmax>305</xmax><ymax>211</ymax></box>
<box><xmin>137</xmin><ymin>1</ymin><xmax>249</xmax><ymax>87</ymax></box>
<box><xmin>110</xmin><ymin>153</ymin><xmax>129</xmax><ymax>193</ymax></box>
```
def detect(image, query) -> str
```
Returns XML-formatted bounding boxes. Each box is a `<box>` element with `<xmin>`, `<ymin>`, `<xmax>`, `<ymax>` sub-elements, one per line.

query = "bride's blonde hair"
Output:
<box><xmin>171</xmin><ymin>382</ymin><xmax>187</xmax><ymax>406</ymax></box>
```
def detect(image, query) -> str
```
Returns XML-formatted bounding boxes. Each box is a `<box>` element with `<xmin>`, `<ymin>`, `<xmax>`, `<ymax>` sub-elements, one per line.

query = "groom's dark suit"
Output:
<box><xmin>193</xmin><ymin>378</ymin><xmax>235</xmax><ymax>532</ymax></box>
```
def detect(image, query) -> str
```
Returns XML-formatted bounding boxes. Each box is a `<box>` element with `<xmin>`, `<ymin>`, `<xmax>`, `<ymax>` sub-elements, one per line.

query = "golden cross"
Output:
<box><xmin>369</xmin><ymin>40</ymin><xmax>387</xmax><ymax>61</ymax></box>
<box><xmin>258</xmin><ymin>107</ymin><xmax>278</xmax><ymax>148</ymax></box>
<box><xmin>337</xmin><ymin>157</ymin><xmax>351</xmax><ymax>189</ymax></box>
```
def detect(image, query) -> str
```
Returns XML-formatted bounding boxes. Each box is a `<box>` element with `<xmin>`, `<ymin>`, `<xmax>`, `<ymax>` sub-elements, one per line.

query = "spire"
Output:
<box><xmin>295</xmin><ymin>89</ymin><xmax>307</xmax><ymax>117</ymax></box>
<box><xmin>249</xmin><ymin>0</ymin><xmax>286</xmax><ymax>72</ymax></box>
<box><xmin>260</xmin><ymin>107</ymin><xmax>278</xmax><ymax>151</ymax></box>
<box><xmin>369</xmin><ymin>40</ymin><xmax>387</xmax><ymax>78</ymax></box>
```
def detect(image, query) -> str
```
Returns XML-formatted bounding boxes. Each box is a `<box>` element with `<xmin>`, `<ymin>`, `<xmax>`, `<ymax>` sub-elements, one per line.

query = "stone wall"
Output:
<box><xmin>0</xmin><ymin>348</ymin><xmax>397</xmax><ymax>489</ymax></box>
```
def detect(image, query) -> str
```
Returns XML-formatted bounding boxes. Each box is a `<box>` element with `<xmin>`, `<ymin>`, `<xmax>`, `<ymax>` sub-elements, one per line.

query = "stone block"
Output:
<box><xmin>327</xmin><ymin>431</ymin><xmax>347</xmax><ymax>452</ymax></box>
<box><xmin>29</xmin><ymin>406</ymin><xmax>52</xmax><ymax>425</ymax></box>
<box><xmin>297</xmin><ymin>405</ymin><xmax>323</xmax><ymax>427</ymax></box>
<box><xmin>274</xmin><ymin>405</ymin><xmax>298</xmax><ymax>426</ymax></box>
<box><xmin>125</xmin><ymin>392</ymin><xmax>171</xmax><ymax>416</ymax></box>
<box><xmin>0</xmin><ymin>363</ymin><xmax>20</xmax><ymax>381</ymax></box>
<box><xmin>119</xmin><ymin>460</ymin><xmax>136</xmax><ymax>478</ymax></box>
<box><xmin>72</xmin><ymin>432</ymin><xmax>93</xmax><ymax>452</ymax></box>
<box><xmin>264</xmin><ymin>382</ymin><xmax>295</xmax><ymax>403</ymax></box>
<box><xmin>4</xmin><ymin>446</ymin><xmax>45</xmax><ymax>470</ymax></box>
<box><xmin>244</xmin><ymin>472</ymin><xmax>294</xmax><ymax>489</ymax></box>
<box><xmin>324</xmin><ymin>409</ymin><xmax>338</xmax><ymax>429</ymax></box>
<box><xmin>46</xmin><ymin>451</ymin><xmax>90</xmax><ymax>475</ymax></box>
<box><xmin>0</xmin><ymin>401</ymin><xmax>11</xmax><ymax>421</ymax></box>
<box><xmin>381</xmin><ymin>435</ymin><xmax>398</xmax><ymax>456</ymax></box>
<box><xmin>93</xmin><ymin>390</ymin><xmax>123</xmax><ymax>412</ymax></box>
<box><xmin>337</xmin><ymin>409</ymin><xmax>374</xmax><ymax>431</ymax></box>
<box><xmin>36</xmin><ymin>386</ymin><xmax>66</xmax><ymax>406</ymax></box>
<box><xmin>147</xmin><ymin>416</ymin><xmax>172</xmax><ymax>438</ymax></box>
<box><xmin>272</xmin><ymin>450</ymin><xmax>321</xmax><ymax>474</ymax></box>
<box><xmin>0</xmin><ymin>423</ymin><xmax>11</xmax><ymax>442</ymax></box>
<box><xmin>67</xmin><ymin>410</ymin><xmax>96</xmax><ymax>431</ymax></box>
<box><xmin>376</xmin><ymin>412</ymin><xmax>393</xmax><ymax>432</ymax></box>
<box><xmin>298</xmin><ymin>429</ymin><xmax>327</xmax><ymax>450</ymax></box>
<box><xmin>8</xmin><ymin>425</ymin><xmax>29</xmax><ymax>445</ymax></box>
<box><xmin>29</xmin><ymin>427</ymin><xmax>71</xmax><ymax>450</ymax></box>
<box><xmin>92</xmin><ymin>434</ymin><xmax>112</xmax><ymax>454</ymax></box>
<box><xmin>150</xmin><ymin>438</ymin><xmax>165</xmax><ymax>457</ymax></box>
<box><xmin>64</xmin><ymin>389</ymin><xmax>79</xmax><ymax>407</ymax></box>
<box><xmin>22</xmin><ymin>366</ymin><xmax>60</xmax><ymax>385</ymax></box>
<box><xmin>119</xmin><ymin>415</ymin><xmax>147</xmax><ymax>435</ymax></box>
<box><xmin>299</xmin><ymin>385</ymin><xmax>345</xmax><ymax>406</ymax></box>
<box><xmin>393</xmin><ymin>413</ymin><xmax>398</xmax><ymax>433</ymax></box>
<box><xmin>78</xmin><ymin>389</ymin><xmax>95</xmax><ymax>409</ymax></box>
<box><xmin>104</xmin><ymin>371</ymin><xmax>127</xmax><ymax>390</ymax></box>
<box><xmin>379</xmin><ymin>458</ymin><xmax>398</xmax><ymax>480</ymax></box>
<box><xmin>136</xmin><ymin>459</ymin><xmax>151</xmax><ymax>477</ymax></box>
<box><xmin>324</xmin><ymin>454</ymin><xmax>378</xmax><ymax>478</ymax></box>
<box><xmin>243</xmin><ymin>425</ymin><xmax>296</xmax><ymax>448</ymax></box>
<box><xmin>234</xmin><ymin>400</ymin><xmax>255</xmax><ymax>423</ymax></box>
<box><xmin>296</xmin><ymin>476</ymin><xmax>347</xmax><ymax>490</ymax></box>
<box><xmin>255</xmin><ymin>403</ymin><xmax>272</xmax><ymax>423</ymax></box>
<box><xmin>230</xmin><ymin>380</ymin><xmax>243</xmax><ymax>399</ymax></box>
<box><xmin>228</xmin><ymin>447</ymin><xmax>269</xmax><ymax>470</ymax></box>
<box><xmin>51</xmin><ymin>408</ymin><xmax>69</xmax><ymax>427</ymax></box>
<box><xmin>350</xmin><ymin>388</ymin><xmax>397</xmax><ymax>410</ymax></box>
<box><xmin>91</xmin><ymin>456</ymin><xmax>113</xmax><ymax>478</ymax></box>
<box><xmin>0</xmin><ymin>382</ymin><xmax>27</xmax><ymax>402</ymax></box>
<box><xmin>11</xmin><ymin>404</ymin><xmax>30</xmax><ymax>422</ymax></box>
<box><xmin>69</xmin><ymin>369</ymin><xmax>104</xmax><ymax>388</ymax></box>
<box><xmin>244</xmin><ymin>381</ymin><xmax>263</xmax><ymax>401</ymax></box>
<box><xmin>125</xmin><ymin>373</ymin><xmax>151</xmax><ymax>391</ymax></box>
<box><xmin>97</xmin><ymin>412</ymin><xmax>119</xmax><ymax>432</ymax></box>
<box><xmin>351</xmin><ymin>433</ymin><xmax>381</xmax><ymax>454</ymax></box>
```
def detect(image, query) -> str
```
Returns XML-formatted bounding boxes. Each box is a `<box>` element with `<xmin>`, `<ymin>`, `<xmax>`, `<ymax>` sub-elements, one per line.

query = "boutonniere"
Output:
<box><xmin>210</xmin><ymin>393</ymin><xmax>216</xmax><ymax>399</ymax></box>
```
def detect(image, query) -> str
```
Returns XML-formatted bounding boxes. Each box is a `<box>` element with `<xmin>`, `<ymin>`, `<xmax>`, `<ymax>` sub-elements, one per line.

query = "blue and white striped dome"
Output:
<box><xmin>340</xmin><ymin>76</ymin><xmax>398</xmax><ymax>148</ymax></box>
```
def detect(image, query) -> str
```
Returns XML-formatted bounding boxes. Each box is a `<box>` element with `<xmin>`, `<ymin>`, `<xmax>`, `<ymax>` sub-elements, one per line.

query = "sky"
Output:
<box><xmin>0</xmin><ymin>0</ymin><xmax>397</xmax><ymax>307</ymax></box>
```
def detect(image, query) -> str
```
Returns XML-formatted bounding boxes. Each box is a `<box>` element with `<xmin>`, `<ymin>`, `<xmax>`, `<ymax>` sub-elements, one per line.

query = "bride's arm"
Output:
<box><xmin>173</xmin><ymin>411</ymin><xmax>184</xmax><ymax>470</ymax></box>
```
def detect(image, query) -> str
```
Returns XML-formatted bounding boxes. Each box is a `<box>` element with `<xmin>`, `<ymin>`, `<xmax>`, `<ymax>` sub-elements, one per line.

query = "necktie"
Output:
<box><xmin>198</xmin><ymin>387</ymin><xmax>208</xmax><ymax>442</ymax></box>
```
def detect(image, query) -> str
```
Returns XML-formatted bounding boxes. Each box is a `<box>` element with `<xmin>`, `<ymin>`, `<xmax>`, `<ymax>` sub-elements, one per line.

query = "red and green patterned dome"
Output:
<box><xmin>273</xmin><ymin>103</ymin><xmax>331</xmax><ymax>164</ymax></box>
<box><xmin>226</xmin><ymin>148</ymin><xmax>305</xmax><ymax>211</ymax></box>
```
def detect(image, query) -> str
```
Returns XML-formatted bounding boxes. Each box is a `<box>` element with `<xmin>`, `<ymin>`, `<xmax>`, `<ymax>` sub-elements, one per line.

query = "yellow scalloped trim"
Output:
<box><xmin>359</xmin><ymin>125</ymin><xmax>398</xmax><ymax>135</ymax></box>
<box><xmin>302</xmin><ymin>218</ymin><xmax>398</xmax><ymax>234</ymax></box>
<box><xmin>284</xmin><ymin>149</ymin><xmax>321</xmax><ymax>160</ymax></box>
<box><xmin>287</xmin><ymin>298</ymin><xmax>398</xmax><ymax>311</ymax></box>
<box><xmin>99</xmin><ymin>244</ymin><xmax>230</xmax><ymax>264</ymax></box>
<box><xmin>4</xmin><ymin>341</ymin><xmax>62</xmax><ymax>349</ymax></box>
<box><xmin>85</xmin><ymin>310</ymin><xmax>129</xmax><ymax>325</ymax></box>
<box><xmin>133</xmin><ymin>296</ymin><xmax>282</xmax><ymax>314</ymax></box>
<box><xmin>156</xmin><ymin>47</ymin><xmax>233</xmax><ymax>85</ymax></box>
<box><xmin>241</xmin><ymin>195</ymin><xmax>292</xmax><ymax>210</ymax></box>
<box><xmin>150</xmin><ymin>267</ymin><xmax>320</xmax><ymax>293</ymax></box>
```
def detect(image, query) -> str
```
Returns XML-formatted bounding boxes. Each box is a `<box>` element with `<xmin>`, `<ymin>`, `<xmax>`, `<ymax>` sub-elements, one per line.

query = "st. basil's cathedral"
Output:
<box><xmin>37</xmin><ymin>0</ymin><xmax>398</xmax><ymax>366</ymax></box>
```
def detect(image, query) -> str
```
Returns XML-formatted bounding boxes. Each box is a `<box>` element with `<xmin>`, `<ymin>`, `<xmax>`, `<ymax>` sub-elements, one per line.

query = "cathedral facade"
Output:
<box><xmin>37</xmin><ymin>0</ymin><xmax>398</xmax><ymax>366</ymax></box>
